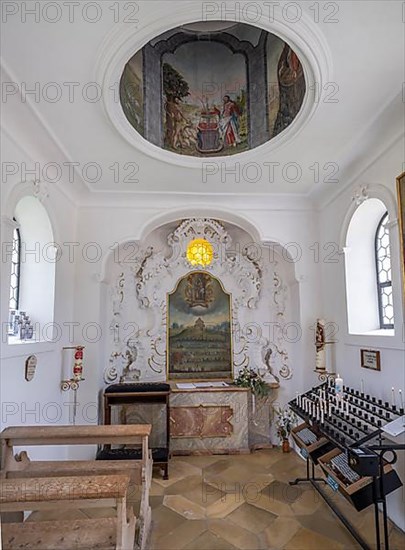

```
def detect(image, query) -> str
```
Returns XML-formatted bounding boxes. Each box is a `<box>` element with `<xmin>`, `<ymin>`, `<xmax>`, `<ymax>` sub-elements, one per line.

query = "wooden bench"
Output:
<box><xmin>0</xmin><ymin>474</ymin><xmax>135</xmax><ymax>549</ymax></box>
<box><xmin>0</xmin><ymin>425</ymin><xmax>152</xmax><ymax>550</ymax></box>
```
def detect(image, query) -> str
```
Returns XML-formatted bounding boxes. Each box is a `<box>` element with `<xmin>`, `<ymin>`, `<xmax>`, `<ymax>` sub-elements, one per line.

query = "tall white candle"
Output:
<box><xmin>335</xmin><ymin>374</ymin><xmax>343</xmax><ymax>398</ymax></box>
<box><xmin>399</xmin><ymin>389</ymin><xmax>403</xmax><ymax>409</ymax></box>
<box><xmin>391</xmin><ymin>387</ymin><xmax>395</xmax><ymax>407</ymax></box>
<box><xmin>361</xmin><ymin>379</ymin><xmax>365</xmax><ymax>394</ymax></box>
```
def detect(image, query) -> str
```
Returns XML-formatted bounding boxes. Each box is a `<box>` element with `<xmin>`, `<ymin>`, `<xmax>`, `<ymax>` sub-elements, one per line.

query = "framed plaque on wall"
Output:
<box><xmin>360</xmin><ymin>349</ymin><xmax>381</xmax><ymax>371</ymax></box>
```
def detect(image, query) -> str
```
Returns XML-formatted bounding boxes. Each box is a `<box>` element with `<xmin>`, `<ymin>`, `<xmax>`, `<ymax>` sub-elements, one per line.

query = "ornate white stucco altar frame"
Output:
<box><xmin>104</xmin><ymin>218</ymin><xmax>292</xmax><ymax>384</ymax></box>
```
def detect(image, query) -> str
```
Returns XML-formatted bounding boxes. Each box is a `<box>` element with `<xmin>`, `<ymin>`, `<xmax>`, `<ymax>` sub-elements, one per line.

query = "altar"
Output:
<box><xmin>169</xmin><ymin>385</ymin><xmax>250</xmax><ymax>454</ymax></box>
<box><xmin>106</xmin><ymin>383</ymin><xmax>276</xmax><ymax>455</ymax></box>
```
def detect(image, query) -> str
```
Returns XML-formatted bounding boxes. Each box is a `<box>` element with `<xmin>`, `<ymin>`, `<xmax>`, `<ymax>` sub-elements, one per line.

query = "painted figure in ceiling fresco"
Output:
<box><xmin>163</xmin><ymin>63</ymin><xmax>197</xmax><ymax>151</ymax></box>
<box><xmin>273</xmin><ymin>44</ymin><xmax>306</xmax><ymax>137</ymax></box>
<box><xmin>215</xmin><ymin>95</ymin><xmax>241</xmax><ymax>148</ymax></box>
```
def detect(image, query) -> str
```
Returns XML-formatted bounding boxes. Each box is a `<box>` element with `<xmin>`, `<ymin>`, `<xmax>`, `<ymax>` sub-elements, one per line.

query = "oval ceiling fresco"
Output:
<box><xmin>120</xmin><ymin>22</ymin><xmax>306</xmax><ymax>158</ymax></box>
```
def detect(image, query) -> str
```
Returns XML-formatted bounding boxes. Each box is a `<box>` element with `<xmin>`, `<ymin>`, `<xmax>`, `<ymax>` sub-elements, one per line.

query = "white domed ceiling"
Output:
<box><xmin>120</xmin><ymin>22</ymin><xmax>306</xmax><ymax>158</ymax></box>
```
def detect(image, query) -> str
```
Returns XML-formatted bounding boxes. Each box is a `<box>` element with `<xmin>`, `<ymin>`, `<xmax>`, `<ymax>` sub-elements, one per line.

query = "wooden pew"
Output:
<box><xmin>0</xmin><ymin>474</ymin><xmax>135</xmax><ymax>549</ymax></box>
<box><xmin>0</xmin><ymin>425</ymin><xmax>152</xmax><ymax>550</ymax></box>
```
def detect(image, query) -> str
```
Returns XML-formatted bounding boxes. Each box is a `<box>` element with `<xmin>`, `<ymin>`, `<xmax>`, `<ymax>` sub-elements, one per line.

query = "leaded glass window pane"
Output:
<box><xmin>9</xmin><ymin>227</ymin><xmax>20</xmax><ymax>311</ymax></box>
<box><xmin>375</xmin><ymin>213</ymin><xmax>394</xmax><ymax>328</ymax></box>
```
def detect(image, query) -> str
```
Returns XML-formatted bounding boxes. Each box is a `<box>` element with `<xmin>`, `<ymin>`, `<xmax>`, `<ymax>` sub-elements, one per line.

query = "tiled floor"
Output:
<box><xmin>147</xmin><ymin>450</ymin><xmax>405</xmax><ymax>549</ymax></box>
<box><xmin>26</xmin><ymin>449</ymin><xmax>405</xmax><ymax>549</ymax></box>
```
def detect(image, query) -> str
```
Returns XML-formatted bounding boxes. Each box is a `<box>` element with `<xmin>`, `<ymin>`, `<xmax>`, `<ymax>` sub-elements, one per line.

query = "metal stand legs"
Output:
<box><xmin>289</xmin><ymin>457</ymin><xmax>371</xmax><ymax>550</ymax></box>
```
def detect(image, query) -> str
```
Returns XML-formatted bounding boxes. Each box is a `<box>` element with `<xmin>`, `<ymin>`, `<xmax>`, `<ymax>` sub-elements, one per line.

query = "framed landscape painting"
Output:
<box><xmin>167</xmin><ymin>272</ymin><xmax>232</xmax><ymax>381</ymax></box>
<box><xmin>397</xmin><ymin>171</ymin><xmax>405</xmax><ymax>300</ymax></box>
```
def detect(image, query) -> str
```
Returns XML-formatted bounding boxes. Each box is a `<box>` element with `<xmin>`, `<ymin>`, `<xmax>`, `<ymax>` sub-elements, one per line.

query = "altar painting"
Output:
<box><xmin>167</xmin><ymin>272</ymin><xmax>232</xmax><ymax>380</ymax></box>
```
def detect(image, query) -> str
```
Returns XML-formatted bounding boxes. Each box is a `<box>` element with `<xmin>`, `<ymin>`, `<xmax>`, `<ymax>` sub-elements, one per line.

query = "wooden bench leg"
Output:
<box><xmin>116</xmin><ymin>498</ymin><xmax>136</xmax><ymax>550</ymax></box>
<box><xmin>137</xmin><ymin>459</ymin><xmax>152</xmax><ymax>550</ymax></box>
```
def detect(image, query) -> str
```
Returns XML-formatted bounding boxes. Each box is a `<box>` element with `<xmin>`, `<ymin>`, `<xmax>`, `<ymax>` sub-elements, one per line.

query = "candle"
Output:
<box><xmin>335</xmin><ymin>374</ymin><xmax>343</xmax><ymax>399</ymax></box>
<box><xmin>391</xmin><ymin>387</ymin><xmax>395</xmax><ymax>407</ymax></box>
<box><xmin>361</xmin><ymin>379</ymin><xmax>364</xmax><ymax>394</ymax></box>
<box><xmin>399</xmin><ymin>389</ymin><xmax>403</xmax><ymax>409</ymax></box>
<box><xmin>321</xmin><ymin>408</ymin><xmax>324</xmax><ymax>423</ymax></box>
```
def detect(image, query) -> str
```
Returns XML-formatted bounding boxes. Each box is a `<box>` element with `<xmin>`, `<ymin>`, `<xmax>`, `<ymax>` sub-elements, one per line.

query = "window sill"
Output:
<box><xmin>7</xmin><ymin>336</ymin><xmax>47</xmax><ymax>345</ymax></box>
<box><xmin>349</xmin><ymin>329</ymin><xmax>395</xmax><ymax>337</ymax></box>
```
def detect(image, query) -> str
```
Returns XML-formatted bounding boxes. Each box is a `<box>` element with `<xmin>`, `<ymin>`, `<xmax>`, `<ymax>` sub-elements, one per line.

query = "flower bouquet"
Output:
<box><xmin>273</xmin><ymin>405</ymin><xmax>297</xmax><ymax>451</ymax></box>
<box><xmin>234</xmin><ymin>366</ymin><xmax>270</xmax><ymax>399</ymax></box>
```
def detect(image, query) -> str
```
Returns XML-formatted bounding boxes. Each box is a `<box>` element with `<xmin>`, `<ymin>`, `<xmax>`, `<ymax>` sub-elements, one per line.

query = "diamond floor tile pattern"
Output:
<box><xmin>150</xmin><ymin>450</ymin><xmax>405</xmax><ymax>550</ymax></box>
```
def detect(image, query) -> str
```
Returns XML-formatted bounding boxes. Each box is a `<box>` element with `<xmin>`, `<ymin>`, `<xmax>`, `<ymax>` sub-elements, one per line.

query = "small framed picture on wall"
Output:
<box><xmin>360</xmin><ymin>349</ymin><xmax>381</xmax><ymax>371</ymax></box>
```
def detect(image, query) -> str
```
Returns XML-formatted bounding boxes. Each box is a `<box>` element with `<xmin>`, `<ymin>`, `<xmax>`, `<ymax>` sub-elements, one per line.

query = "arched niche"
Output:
<box><xmin>100</xmin><ymin>218</ymin><xmax>300</xmax><ymax>387</ymax></box>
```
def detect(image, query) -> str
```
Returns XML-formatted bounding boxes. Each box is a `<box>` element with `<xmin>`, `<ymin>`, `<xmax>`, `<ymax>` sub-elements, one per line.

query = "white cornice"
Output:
<box><xmin>74</xmin><ymin>192</ymin><xmax>315</xmax><ymax>211</ymax></box>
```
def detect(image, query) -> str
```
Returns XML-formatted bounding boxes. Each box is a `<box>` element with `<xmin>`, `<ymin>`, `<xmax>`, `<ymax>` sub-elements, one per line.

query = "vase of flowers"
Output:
<box><xmin>273</xmin><ymin>405</ymin><xmax>296</xmax><ymax>452</ymax></box>
<box><xmin>234</xmin><ymin>367</ymin><xmax>270</xmax><ymax>399</ymax></box>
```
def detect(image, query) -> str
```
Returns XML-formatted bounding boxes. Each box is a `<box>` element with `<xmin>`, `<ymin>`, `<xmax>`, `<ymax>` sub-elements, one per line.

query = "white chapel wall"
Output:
<box><xmin>318</xmin><ymin>136</ymin><xmax>405</xmax><ymax>530</ymax></box>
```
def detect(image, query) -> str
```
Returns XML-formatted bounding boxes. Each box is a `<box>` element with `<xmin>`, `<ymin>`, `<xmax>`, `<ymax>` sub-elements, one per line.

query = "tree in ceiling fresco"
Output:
<box><xmin>120</xmin><ymin>23</ymin><xmax>306</xmax><ymax>158</ymax></box>
<box><xmin>162</xmin><ymin>42</ymin><xmax>248</xmax><ymax>156</ymax></box>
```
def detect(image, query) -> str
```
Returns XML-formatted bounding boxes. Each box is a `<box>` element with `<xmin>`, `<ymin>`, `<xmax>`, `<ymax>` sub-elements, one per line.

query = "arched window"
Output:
<box><xmin>9</xmin><ymin>224</ymin><xmax>21</xmax><ymax>311</ymax></box>
<box><xmin>344</xmin><ymin>198</ymin><xmax>395</xmax><ymax>335</ymax></box>
<box><xmin>8</xmin><ymin>196</ymin><xmax>56</xmax><ymax>343</ymax></box>
<box><xmin>375</xmin><ymin>212</ymin><xmax>394</xmax><ymax>329</ymax></box>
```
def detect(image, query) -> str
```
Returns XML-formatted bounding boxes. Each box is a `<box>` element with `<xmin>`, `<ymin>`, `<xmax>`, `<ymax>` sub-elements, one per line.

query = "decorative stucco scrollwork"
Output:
<box><xmin>104</xmin><ymin>218</ymin><xmax>293</xmax><ymax>383</ymax></box>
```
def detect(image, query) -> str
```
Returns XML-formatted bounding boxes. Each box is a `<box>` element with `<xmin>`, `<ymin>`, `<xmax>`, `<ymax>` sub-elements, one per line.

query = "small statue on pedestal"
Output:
<box><xmin>315</xmin><ymin>318</ymin><xmax>326</xmax><ymax>372</ymax></box>
<box><xmin>120</xmin><ymin>339</ymin><xmax>141</xmax><ymax>382</ymax></box>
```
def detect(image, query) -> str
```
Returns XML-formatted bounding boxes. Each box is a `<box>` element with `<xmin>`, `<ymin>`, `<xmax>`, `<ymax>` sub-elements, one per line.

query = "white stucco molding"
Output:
<box><xmin>97</xmin><ymin>208</ymin><xmax>301</xmax><ymax>284</ymax></box>
<box><xmin>339</xmin><ymin>183</ymin><xmax>398</xmax><ymax>250</ymax></box>
<box><xmin>95</xmin><ymin>1</ymin><xmax>332</xmax><ymax>167</ymax></box>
